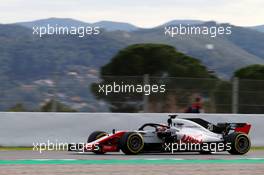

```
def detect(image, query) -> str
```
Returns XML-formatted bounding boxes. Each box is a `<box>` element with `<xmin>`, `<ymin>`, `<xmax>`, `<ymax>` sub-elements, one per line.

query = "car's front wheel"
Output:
<box><xmin>87</xmin><ymin>131</ymin><xmax>108</xmax><ymax>154</ymax></box>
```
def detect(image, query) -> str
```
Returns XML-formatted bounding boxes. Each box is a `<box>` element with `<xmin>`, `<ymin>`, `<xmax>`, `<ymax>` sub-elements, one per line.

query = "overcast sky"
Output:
<box><xmin>0</xmin><ymin>0</ymin><xmax>263</xmax><ymax>27</ymax></box>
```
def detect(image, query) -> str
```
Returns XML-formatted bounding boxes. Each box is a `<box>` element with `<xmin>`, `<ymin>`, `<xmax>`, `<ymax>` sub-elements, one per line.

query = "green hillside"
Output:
<box><xmin>0</xmin><ymin>19</ymin><xmax>264</xmax><ymax>111</ymax></box>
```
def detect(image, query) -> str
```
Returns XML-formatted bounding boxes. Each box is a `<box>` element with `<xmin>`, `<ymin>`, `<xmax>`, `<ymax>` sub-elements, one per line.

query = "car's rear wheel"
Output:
<box><xmin>88</xmin><ymin>131</ymin><xmax>108</xmax><ymax>154</ymax></box>
<box><xmin>120</xmin><ymin>132</ymin><xmax>144</xmax><ymax>155</ymax></box>
<box><xmin>226</xmin><ymin>132</ymin><xmax>251</xmax><ymax>155</ymax></box>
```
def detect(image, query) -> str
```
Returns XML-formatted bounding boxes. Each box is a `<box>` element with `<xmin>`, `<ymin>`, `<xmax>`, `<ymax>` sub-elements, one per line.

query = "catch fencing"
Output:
<box><xmin>0</xmin><ymin>75</ymin><xmax>264</xmax><ymax>113</ymax></box>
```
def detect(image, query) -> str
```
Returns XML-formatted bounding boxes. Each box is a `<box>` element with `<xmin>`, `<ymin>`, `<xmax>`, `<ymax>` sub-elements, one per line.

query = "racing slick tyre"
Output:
<box><xmin>226</xmin><ymin>132</ymin><xmax>251</xmax><ymax>155</ymax></box>
<box><xmin>120</xmin><ymin>132</ymin><xmax>144</xmax><ymax>155</ymax></box>
<box><xmin>87</xmin><ymin>131</ymin><xmax>108</xmax><ymax>154</ymax></box>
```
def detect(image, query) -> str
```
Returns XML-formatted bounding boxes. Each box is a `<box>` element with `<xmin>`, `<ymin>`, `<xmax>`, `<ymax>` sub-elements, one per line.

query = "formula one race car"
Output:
<box><xmin>68</xmin><ymin>115</ymin><xmax>251</xmax><ymax>155</ymax></box>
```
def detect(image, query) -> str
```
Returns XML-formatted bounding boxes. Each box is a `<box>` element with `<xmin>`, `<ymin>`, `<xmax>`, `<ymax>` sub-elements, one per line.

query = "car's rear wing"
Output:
<box><xmin>219</xmin><ymin>123</ymin><xmax>251</xmax><ymax>134</ymax></box>
<box><xmin>185</xmin><ymin>118</ymin><xmax>251</xmax><ymax>135</ymax></box>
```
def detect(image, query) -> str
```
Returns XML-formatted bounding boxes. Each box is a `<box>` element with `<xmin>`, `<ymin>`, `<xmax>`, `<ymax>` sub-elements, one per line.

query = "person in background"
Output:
<box><xmin>185</xmin><ymin>97</ymin><xmax>203</xmax><ymax>113</ymax></box>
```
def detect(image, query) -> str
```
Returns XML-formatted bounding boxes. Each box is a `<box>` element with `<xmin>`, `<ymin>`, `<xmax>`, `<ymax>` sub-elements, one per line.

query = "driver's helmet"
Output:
<box><xmin>156</xmin><ymin>125</ymin><xmax>167</xmax><ymax>132</ymax></box>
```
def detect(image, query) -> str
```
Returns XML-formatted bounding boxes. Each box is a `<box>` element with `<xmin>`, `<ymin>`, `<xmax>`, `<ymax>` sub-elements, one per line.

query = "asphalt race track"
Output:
<box><xmin>0</xmin><ymin>150</ymin><xmax>264</xmax><ymax>175</ymax></box>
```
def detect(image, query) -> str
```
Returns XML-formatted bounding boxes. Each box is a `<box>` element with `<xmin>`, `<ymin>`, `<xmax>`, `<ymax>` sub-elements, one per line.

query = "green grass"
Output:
<box><xmin>251</xmin><ymin>146</ymin><xmax>264</xmax><ymax>150</ymax></box>
<box><xmin>0</xmin><ymin>146</ymin><xmax>33</xmax><ymax>151</ymax></box>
